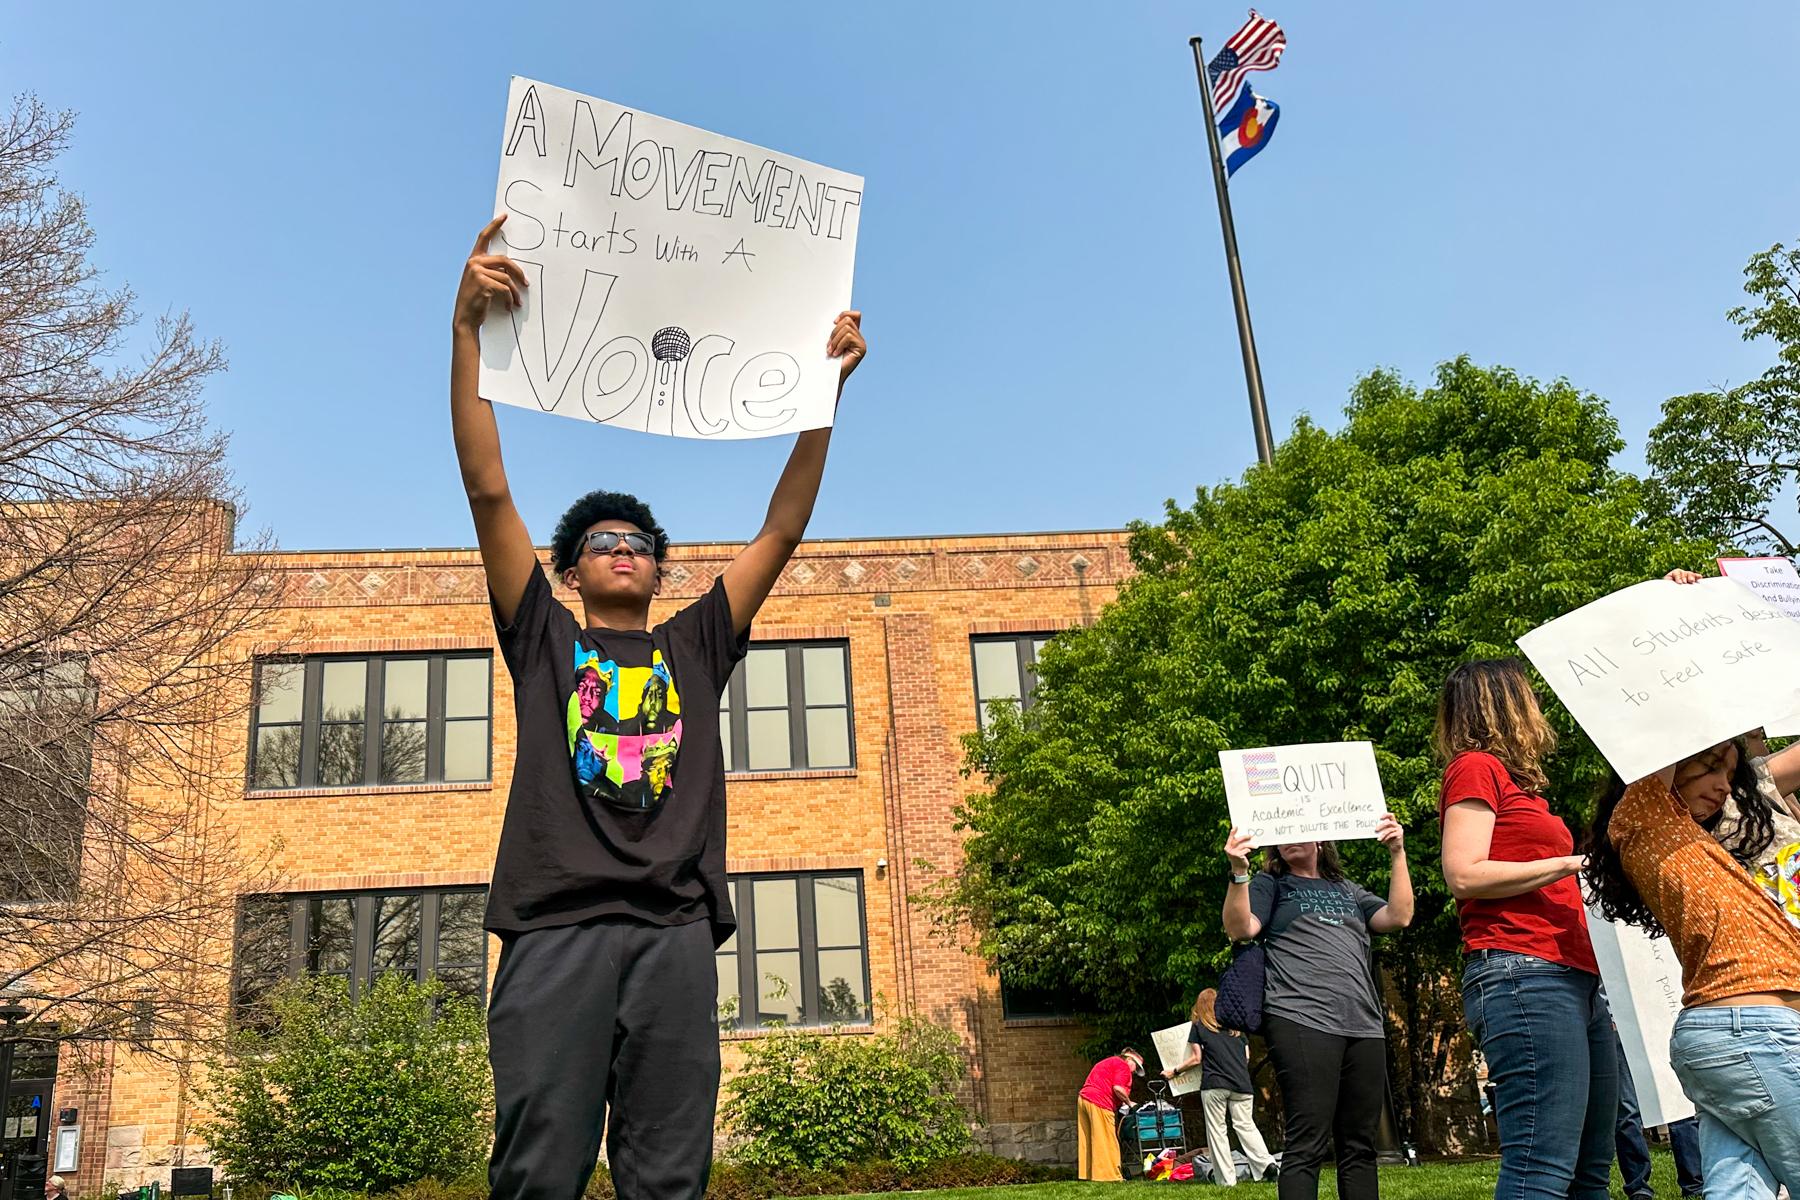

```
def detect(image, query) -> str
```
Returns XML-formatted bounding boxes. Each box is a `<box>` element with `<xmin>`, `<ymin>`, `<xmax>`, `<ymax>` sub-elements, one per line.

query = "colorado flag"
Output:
<box><xmin>1218</xmin><ymin>82</ymin><xmax>1279</xmax><ymax>177</ymax></box>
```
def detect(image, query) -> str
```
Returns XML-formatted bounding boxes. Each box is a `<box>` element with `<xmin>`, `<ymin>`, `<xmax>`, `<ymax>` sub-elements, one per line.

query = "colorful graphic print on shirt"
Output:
<box><xmin>1753</xmin><ymin>838</ymin><xmax>1800</xmax><ymax>928</ymax></box>
<box><xmin>566</xmin><ymin>643</ymin><xmax>682</xmax><ymax>811</ymax></box>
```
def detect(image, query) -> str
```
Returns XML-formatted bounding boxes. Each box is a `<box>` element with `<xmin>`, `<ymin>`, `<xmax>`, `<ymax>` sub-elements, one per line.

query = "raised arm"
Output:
<box><xmin>451</xmin><ymin>215</ymin><xmax>539</xmax><ymax>625</ymax></box>
<box><xmin>1221</xmin><ymin>828</ymin><xmax>1263</xmax><ymax>941</ymax></box>
<box><xmin>1761</xmin><ymin>741</ymin><xmax>1800</xmax><ymax>812</ymax></box>
<box><xmin>1441</xmin><ymin>800</ymin><xmax>1584</xmax><ymax>901</ymax></box>
<box><xmin>1367</xmin><ymin>813</ymin><xmax>1415</xmax><ymax>933</ymax></box>
<box><xmin>720</xmin><ymin>311</ymin><xmax>866</xmax><ymax>636</ymax></box>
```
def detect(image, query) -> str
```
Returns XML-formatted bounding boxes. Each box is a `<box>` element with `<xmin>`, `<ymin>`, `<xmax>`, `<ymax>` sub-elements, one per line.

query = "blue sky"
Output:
<box><xmin>7</xmin><ymin>3</ymin><xmax>1798</xmax><ymax>550</ymax></box>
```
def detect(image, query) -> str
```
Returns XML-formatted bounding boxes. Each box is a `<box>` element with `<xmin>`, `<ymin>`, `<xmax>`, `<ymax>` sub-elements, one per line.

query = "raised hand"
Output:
<box><xmin>1224</xmin><ymin>827</ymin><xmax>1255</xmax><ymax>875</ymax></box>
<box><xmin>1374</xmin><ymin>813</ymin><xmax>1405</xmax><ymax>855</ymax></box>
<box><xmin>454</xmin><ymin>215</ymin><xmax>531</xmax><ymax>334</ymax></box>
<box><xmin>827</xmin><ymin>310</ymin><xmax>866</xmax><ymax>384</ymax></box>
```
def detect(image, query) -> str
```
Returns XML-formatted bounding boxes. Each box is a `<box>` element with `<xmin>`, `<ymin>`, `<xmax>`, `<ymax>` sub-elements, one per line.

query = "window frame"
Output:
<box><xmin>969</xmin><ymin>633</ymin><xmax>1053</xmax><ymax>728</ymax></box>
<box><xmin>248</xmin><ymin>652</ymin><xmax>492</xmax><ymax>790</ymax></box>
<box><xmin>232</xmin><ymin>886</ymin><xmax>491</xmax><ymax>1018</ymax></box>
<box><xmin>0</xmin><ymin>656</ymin><xmax>97</xmax><ymax>903</ymax></box>
<box><xmin>719</xmin><ymin>641</ymin><xmax>854</xmax><ymax>773</ymax></box>
<box><xmin>716</xmin><ymin>870</ymin><xmax>871</xmax><ymax>1031</ymax></box>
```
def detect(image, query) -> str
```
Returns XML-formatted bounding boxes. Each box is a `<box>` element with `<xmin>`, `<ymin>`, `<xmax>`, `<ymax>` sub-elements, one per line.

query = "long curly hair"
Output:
<box><xmin>1695</xmin><ymin>739</ymin><xmax>1777</xmax><ymax>869</ymax></box>
<box><xmin>1581</xmin><ymin>772</ymin><xmax>1664</xmax><ymax>937</ymax></box>
<box><xmin>1434</xmin><ymin>659</ymin><xmax>1557</xmax><ymax>794</ymax></box>
<box><xmin>1580</xmin><ymin>737</ymin><xmax>1777</xmax><ymax>938</ymax></box>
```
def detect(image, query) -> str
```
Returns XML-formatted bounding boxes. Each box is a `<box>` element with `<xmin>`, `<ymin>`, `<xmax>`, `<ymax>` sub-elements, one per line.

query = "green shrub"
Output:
<box><xmin>199</xmin><ymin>974</ymin><xmax>492</xmax><ymax>1191</ymax></box>
<box><xmin>718</xmin><ymin>1016</ymin><xmax>976</xmax><ymax>1171</ymax></box>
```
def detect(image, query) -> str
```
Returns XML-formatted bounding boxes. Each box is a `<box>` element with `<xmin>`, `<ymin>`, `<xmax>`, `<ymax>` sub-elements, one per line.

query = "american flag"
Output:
<box><xmin>1208</xmin><ymin>11</ymin><xmax>1286</xmax><ymax>114</ymax></box>
<box><xmin>1242</xmin><ymin>750</ymin><xmax>1282</xmax><ymax>797</ymax></box>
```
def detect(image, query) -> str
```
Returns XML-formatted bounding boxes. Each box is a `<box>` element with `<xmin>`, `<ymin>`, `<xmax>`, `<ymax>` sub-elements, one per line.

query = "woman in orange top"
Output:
<box><xmin>1585</xmin><ymin>745</ymin><xmax>1800</xmax><ymax>1199</ymax></box>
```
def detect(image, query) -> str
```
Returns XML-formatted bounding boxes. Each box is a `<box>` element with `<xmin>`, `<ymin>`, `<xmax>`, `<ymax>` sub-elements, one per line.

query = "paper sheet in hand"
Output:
<box><xmin>1220</xmin><ymin>741</ymin><xmax>1384</xmax><ymax>848</ymax></box>
<box><xmin>1718</xmin><ymin>558</ymin><xmax>1800</xmax><ymax>734</ymax></box>
<box><xmin>1517</xmin><ymin>578</ymin><xmax>1800</xmax><ymax>781</ymax></box>
<box><xmin>1587</xmin><ymin>909</ymin><xmax>1693</xmax><ymax>1127</ymax></box>
<box><xmin>1152</xmin><ymin>1022</ymin><xmax>1203</xmax><ymax>1096</ymax></box>
<box><xmin>480</xmin><ymin>77</ymin><xmax>862</xmax><ymax>439</ymax></box>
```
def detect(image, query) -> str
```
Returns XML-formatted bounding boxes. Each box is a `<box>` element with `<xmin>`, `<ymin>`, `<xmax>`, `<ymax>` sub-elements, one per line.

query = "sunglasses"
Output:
<box><xmin>583</xmin><ymin>529</ymin><xmax>656</xmax><ymax>557</ymax></box>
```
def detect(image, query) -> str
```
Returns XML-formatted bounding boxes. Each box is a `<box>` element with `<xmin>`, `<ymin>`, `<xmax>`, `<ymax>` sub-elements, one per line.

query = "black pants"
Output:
<box><xmin>1265</xmin><ymin>1014</ymin><xmax>1385</xmax><ymax>1200</ymax></box>
<box><xmin>487</xmin><ymin>916</ymin><xmax>720</xmax><ymax>1200</ymax></box>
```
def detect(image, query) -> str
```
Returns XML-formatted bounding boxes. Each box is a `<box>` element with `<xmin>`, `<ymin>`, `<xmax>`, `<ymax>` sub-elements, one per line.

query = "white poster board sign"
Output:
<box><xmin>1587</xmin><ymin>909</ymin><xmax>1693</xmax><ymax>1127</ymax></box>
<box><xmin>1719</xmin><ymin>556</ymin><xmax>1800</xmax><ymax>620</ymax></box>
<box><xmin>1517</xmin><ymin>578</ymin><xmax>1800</xmax><ymax>781</ymax></box>
<box><xmin>1719</xmin><ymin>557</ymin><xmax>1800</xmax><ymax>735</ymax></box>
<box><xmin>1220</xmin><ymin>741</ymin><xmax>1384</xmax><ymax>848</ymax></box>
<box><xmin>480</xmin><ymin>77</ymin><xmax>862</xmax><ymax>439</ymax></box>
<box><xmin>1152</xmin><ymin>1022</ymin><xmax>1204</xmax><ymax>1096</ymax></box>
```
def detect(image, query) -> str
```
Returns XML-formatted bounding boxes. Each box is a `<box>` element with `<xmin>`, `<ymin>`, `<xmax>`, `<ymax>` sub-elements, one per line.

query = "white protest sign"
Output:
<box><xmin>1718</xmin><ymin>557</ymin><xmax>1800</xmax><ymax>735</ymax></box>
<box><xmin>1719</xmin><ymin>556</ymin><xmax>1800</xmax><ymax>620</ymax></box>
<box><xmin>1587</xmin><ymin>909</ymin><xmax>1693</xmax><ymax>1127</ymax></box>
<box><xmin>1151</xmin><ymin>1023</ymin><xmax>1204</xmax><ymax>1096</ymax></box>
<box><xmin>1517</xmin><ymin>578</ymin><xmax>1800</xmax><ymax>782</ymax></box>
<box><xmin>1220</xmin><ymin>741</ymin><xmax>1385</xmax><ymax>848</ymax></box>
<box><xmin>480</xmin><ymin>77</ymin><xmax>862</xmax><ymax>439</ymax></box>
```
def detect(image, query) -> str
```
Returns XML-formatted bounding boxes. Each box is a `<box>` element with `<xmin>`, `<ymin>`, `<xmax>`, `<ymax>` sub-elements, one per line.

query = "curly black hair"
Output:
<box><xmin>1582</xmin><ymin>772</ymin><xmax>1666</xmax><ymax>938</ymax></box>
<box><xmin>1698</xmin><ymin>739</ymin><xmax>1777</xmax><ymax>869</ymax></box>
<box><xmin>1581</xmin><ymin>737</ymin><xmax>1777</xmax><ymax>938</ymax></box>
<box><xmin>550</xmin><ymin>490</ymin><xmax>670</xmax><ymax>573</ymax></box>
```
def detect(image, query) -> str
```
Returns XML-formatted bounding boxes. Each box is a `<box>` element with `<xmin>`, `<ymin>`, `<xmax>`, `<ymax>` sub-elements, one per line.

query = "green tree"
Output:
<box><xmin>199</xmin><ymin>974</ymin><xmax>492</xmax><ymax>1191</ymax></box>
<box><xmin>932</xmin><ymin>358</ymin><xmax>1715</xmax><ymax>1151</ymax></box>
<box><xmin>720</xmin><ymin>1015</ymin><xmax>975</xmax><ymax>1170</ymax></box>
<box><xmin>1647</xmin><ymin>241</ymin><xmax>1800</xmax><ymax>554</ymax></box>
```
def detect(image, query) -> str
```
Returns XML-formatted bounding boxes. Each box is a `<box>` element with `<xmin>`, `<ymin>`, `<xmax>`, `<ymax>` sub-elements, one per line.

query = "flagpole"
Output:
<box><xmin>1189</xmin><ymin>36</ymin><xmax>1275</xmax><ymax>466</ymax></box>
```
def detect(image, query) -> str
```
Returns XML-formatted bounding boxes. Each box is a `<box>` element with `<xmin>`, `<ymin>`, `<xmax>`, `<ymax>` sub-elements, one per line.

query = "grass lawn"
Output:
<box><xmin>805</xmin><ymin>1148</ymin><xmax>1693</xmax><ymax>1199</ymax></box>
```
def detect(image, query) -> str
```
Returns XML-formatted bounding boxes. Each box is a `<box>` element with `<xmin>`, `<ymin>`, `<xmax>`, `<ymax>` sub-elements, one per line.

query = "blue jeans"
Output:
<box><xmin>1462</xmin><ymin>951</ymin><xmax>1618</xmax><ymax>1200</ymax></box>
<box><xmin>1614</xmin><ymin>1028</ymin><xmax>1703</xmax><ymax>1196</ymax></box>
<box><xmin>1668</xmin><ymin>1005</ymin><xmax>1800</xmax><ymax>1198</ymax></box>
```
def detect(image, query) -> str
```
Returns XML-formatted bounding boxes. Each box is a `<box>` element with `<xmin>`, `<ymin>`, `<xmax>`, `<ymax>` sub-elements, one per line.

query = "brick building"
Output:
<box><xmin>21</xmin><ymin>528</ymin><xmax>1133</xmax><ymax>1195</ymax></box>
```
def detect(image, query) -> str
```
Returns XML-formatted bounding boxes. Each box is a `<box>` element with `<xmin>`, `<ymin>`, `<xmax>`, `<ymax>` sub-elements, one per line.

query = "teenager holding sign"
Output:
<box><xmin>1434</xmin><ymin>660</ymin><xmax>1615</xmax><ymax>1200</ymax></box>
<box><xmin>1584</xmin><ymin>749</ymin><xmax>1800</xmax><ymax>1198</ymax></box>
<box><xmin>1666</xmin><ymin>568</ymin><xmax>1800</xmax><ymax>925</ymax></box>
<box><xmin>1221</xmin><ymin>818</ymin><xmax>1411</xmax><ymax>1200</ymax></box>
<box><xmin>452</xmin><ymin>215</ymin><xmax>867</xmax><ymax>1200</ymax></box>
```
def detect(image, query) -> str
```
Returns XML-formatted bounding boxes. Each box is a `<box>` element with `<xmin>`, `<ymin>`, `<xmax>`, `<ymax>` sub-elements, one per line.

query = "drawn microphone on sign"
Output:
<box><xmin>647</xmin><ymin>326</ymin><xmax>691</xmax><ymax>435</ymax></box>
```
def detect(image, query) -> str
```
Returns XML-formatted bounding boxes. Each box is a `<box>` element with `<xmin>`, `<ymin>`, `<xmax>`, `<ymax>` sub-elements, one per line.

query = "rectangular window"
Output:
<box><xmin>232</xmin><ymin>887</ymin><xmax>490</xmax><ymax>1025</ymax></box>
<box><xmin>970</xmin><ymin>634</ymin><xmax>1052</xmax><ymax>729</ymax></box>
<box><xmin>0</xmin><ymin>659</ymin><xmax>95</xmax><ymax>903</ymax></box>
<box><xmin>249</xmin><ymin>654</ymin><xmax>492</xmax><ymax>790</ymax></box>
<box><xmin>719</xmin><ymin>642</ymin><xmax>853</xmax><ymax>772</ymax></box>
<box><xmin>998</xmin><ymin>971</ymin><xmax>1082</xmax><ymax>1021</ymax></box>
<box><xmin>715</xmin><ymin>871</ymin><xmax>870</xmax><ymax>1030</ymax></box>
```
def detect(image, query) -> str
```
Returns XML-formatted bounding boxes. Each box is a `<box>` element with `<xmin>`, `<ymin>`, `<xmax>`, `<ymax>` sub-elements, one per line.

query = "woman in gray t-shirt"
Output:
<box><xmin>1221</xmin><ymin>817</ymin><xmax>1413</xmax><ymax>1200</ymax></box>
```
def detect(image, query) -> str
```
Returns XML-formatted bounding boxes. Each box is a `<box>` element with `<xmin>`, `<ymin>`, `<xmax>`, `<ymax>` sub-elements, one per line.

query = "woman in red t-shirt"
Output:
<box><xmin>1435</xmin><ymin>659</ymin><xmax>1615</xmax><ymax>1200</ymax></box>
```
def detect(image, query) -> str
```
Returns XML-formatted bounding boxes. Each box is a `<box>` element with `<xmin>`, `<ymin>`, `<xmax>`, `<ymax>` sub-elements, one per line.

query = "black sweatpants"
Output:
<box><xmin>487</xmin><ymin>915</ymin><xmax>720</xmax><ymax>1200</ymax></box>
<box><xmin>1264</xmin><ymin>1013</ymin><xmax>1386</xmax><ymax>1200</ymax></box>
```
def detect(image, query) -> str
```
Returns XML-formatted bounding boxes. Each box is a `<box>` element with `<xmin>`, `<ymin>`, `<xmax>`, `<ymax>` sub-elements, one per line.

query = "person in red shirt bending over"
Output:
<box><xmin>1077</xmin><ymin>1047</ymin><xmax>1144</xmax><ymax>1182</ymax></box>
<box><xmin>1436</xmin><ymin>659</ymin><xmax>1615</xmax><ymax>1200</ymax></box>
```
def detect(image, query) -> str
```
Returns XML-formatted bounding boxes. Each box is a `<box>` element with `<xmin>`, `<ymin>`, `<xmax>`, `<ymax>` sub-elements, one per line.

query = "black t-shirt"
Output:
<box><xmin>484</xmin><ymin>567</ymin><xmax>747</xmax><ymax>945</ymax></box>
<box><xmin>1188</xmin><ymin>1021</ymin><xmax>1254</xmax><ymax>1095</ymax></box>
